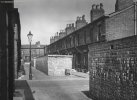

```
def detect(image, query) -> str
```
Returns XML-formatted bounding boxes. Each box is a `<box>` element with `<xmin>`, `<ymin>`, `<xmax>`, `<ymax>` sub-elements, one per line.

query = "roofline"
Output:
<box><xmin>108</xmin><ymin>4</ymin><xmax>134</xmax><ymax>17</ymax></box>
<box><xmin>48</xmin><ymin>15</ymin><xmax>108</xmax><ymax>46</ymax></box>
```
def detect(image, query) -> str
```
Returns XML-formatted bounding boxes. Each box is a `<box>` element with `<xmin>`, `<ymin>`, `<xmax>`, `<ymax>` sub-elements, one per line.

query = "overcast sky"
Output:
<box><xmin>14</xmin><ymin>0</ymin><xmax>116</xmax><ymax>45</ymax></box>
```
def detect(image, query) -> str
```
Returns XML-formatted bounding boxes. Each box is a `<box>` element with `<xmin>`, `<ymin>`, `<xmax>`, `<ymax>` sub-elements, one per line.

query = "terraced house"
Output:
<box><xmin>47</xmin><ymin>0</ymin><xmax>137</xmax><ymax>99</ymax></box>
<box><xmin>0</xmin><ymin>0</ymin><xmax>21</xmax><ymax>99</ymax></box>
<box><xmin>48</xmin><ymin>0</ymin><xmax>136</xmax><ymax>72</ymax></box>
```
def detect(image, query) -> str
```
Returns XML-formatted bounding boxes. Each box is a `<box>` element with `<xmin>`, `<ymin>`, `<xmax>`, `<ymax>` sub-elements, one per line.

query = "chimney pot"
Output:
<box><xmin>82</xmin><ymin>15</ymin><xmax>85</xmax><ymax>20</ymax></box>
<box><xmin>92</xmin><ymin>4</ymin><xmax>96</xmax><ymax>9</ymax></box>
<box><xmin>78</xmin><ymin>17</ymin><xmax>80</xmax><ymax>20</ymax></box>
<box><xmin>79</xmin><ymin>17</ymin><xmax>82</xmax><ymax>20</ymax></box>
<box><xmin>72</xmin><ymin>23</ymin><xmax>74</xmax><ymax>27</ymax></box>
<box><xmin>96</xmin><ymin>5</ymin><xmax>100</xmax><ymax>9</ymax></box>
<box><xmin>69</xmin><ymin>24</ymin><xmax>71</xmax><ymax>27</ymax></box>
<box><xmin>100</xmin><ymin>3</ymin><xmax>103</xmax><ymax>9</ymax></box>
<box><xmin>77</xmin><ymin>16</ymin><xmax>79</xmax><ymax>20</ymax></box>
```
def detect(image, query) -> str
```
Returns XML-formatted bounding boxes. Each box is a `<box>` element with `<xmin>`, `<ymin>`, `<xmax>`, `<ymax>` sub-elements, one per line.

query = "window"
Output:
<box><xmin>110</xmin><ymin>45</ymin><xmax>114</xmax><ymax>49</ymax></box>
<box><xmin>98</xmin><ymin>24</ymin><xmax>101</xmax><ymax>41</ymax></box>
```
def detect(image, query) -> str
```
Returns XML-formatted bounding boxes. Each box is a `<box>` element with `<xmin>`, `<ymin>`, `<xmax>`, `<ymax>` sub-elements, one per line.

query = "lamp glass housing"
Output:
<box><xmin>27</xmin><ymin>31</ymin><xmax>33</xmax><ymax>42</ymax></box>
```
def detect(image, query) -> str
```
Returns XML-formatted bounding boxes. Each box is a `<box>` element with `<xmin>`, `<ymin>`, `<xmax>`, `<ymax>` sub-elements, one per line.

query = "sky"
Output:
<box><xmin>14</xmin><ymin>0</ymin><xmax>116</xmax><ymax>45</ymax></box>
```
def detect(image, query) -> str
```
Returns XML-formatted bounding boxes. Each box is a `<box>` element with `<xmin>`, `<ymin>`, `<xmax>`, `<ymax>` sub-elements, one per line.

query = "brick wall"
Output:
<box><xmin>88</xmin><ymin>35</ymin><xmax>137</xmax><ymax>100</ymax></box>
<box><xmin>106</xmin><ymin>6</ymin><xmax>135</xmax><ymax>41</ymax></box>
<box><xmin>36</xmin><ymin>56</ymin><xmax>48</xmax><ymax>75</ymax></box>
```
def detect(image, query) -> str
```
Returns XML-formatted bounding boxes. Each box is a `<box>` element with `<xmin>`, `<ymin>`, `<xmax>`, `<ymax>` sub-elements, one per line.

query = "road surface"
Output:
<box><xmin>22</xmin><ymin>63</ymin><xmax>91</xmax><ymax>100</ymax></box>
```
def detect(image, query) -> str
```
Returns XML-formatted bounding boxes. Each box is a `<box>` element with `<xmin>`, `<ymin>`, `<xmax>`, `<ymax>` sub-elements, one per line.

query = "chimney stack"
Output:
<box><xmin>90</xmin><ymin>3</ymin><xmax>105</xmax><ymax>22</ymax></box>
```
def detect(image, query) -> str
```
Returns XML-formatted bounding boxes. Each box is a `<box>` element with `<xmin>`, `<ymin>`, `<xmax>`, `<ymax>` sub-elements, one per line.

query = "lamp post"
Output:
<box><xmin>27</xmin><ymin>31</ymin><xmax>33</xmax><ymax>80</ymax></box>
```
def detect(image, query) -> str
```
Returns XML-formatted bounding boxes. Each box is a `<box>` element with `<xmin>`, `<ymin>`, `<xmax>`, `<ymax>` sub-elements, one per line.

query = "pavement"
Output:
<box><xmin>14</xmin><ymin>80</ymin><xmax>35</xmax><ymax>100</ymax></box>
<box><xmin>14</xmin><ymin>64</ymin><xmax>91</xmax><ymax>100</ymax></box>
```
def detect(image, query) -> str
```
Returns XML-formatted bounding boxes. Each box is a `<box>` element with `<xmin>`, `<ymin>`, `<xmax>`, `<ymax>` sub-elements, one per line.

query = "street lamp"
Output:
<box><xmin>27</xmin><ymin>31</ymin><xmax>33</xmax><ymax>80</ymax></box>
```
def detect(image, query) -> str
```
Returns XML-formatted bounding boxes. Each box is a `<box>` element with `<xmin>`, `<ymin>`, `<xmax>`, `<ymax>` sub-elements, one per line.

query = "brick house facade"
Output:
<box><xmin>0</xmin><ymin>0</ymin><xmax>21</xmax><ymax>99</ymax></box>
<box><xmin>106</xmin><ymin>2</ymin><xmax>135</xmax><ymax>41</ymax></box>
<box><xmin>47</xmin><ymin>3</ymin><xmax>105</xmax><ymax>72</ymax></box>
<box><xmin>47</xmin><ymin>0</ymin><xmax>137</xmax><ymax>73</ymax></box>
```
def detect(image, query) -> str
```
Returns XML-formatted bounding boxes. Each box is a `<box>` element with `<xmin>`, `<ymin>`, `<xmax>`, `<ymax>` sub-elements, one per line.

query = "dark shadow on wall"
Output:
<box><xmin>82</xmin><ymin>90</ymin><xmax>98</xmax><ymax>100</ymax></box>
<box><xmin>15</xmin><ymin>80</ymin><xmax>35</xmax><ymax>100</ymax></box>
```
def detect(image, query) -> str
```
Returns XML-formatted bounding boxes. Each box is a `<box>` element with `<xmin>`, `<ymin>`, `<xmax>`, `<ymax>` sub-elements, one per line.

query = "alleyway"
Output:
<box><xmin>15</xmin><ymin>63</ymin><xmax>91</xmax><ymax>100</ymax></box>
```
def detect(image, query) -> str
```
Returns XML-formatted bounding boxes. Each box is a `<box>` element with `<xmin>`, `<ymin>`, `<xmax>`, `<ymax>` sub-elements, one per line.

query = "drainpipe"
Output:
<box><xmin>134</xmin><ymin>2</ymin><xmax>137</xmax><ymax>35</ymax></box>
